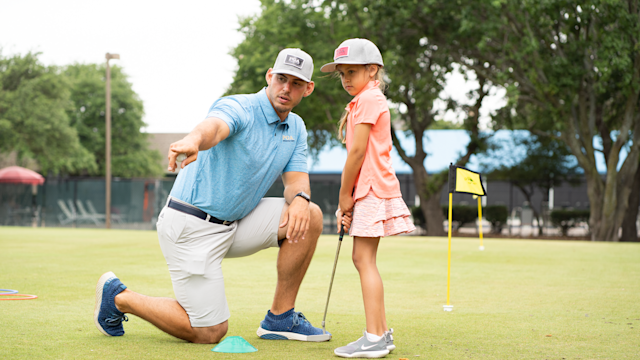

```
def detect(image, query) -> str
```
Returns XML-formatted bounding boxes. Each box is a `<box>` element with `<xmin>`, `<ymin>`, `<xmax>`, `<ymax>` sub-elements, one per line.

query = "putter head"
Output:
<box><xmin>306</xmin><ymin>333</ymin><xmax>332</xmax><ymax>341</ymax></box>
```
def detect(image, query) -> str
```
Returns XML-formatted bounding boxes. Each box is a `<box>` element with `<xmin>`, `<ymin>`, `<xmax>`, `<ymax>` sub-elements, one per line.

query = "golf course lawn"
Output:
<box><xmin>0</xmin><ymin>227</ymin><xmax>638</xmax><ymax>359</ymax></box>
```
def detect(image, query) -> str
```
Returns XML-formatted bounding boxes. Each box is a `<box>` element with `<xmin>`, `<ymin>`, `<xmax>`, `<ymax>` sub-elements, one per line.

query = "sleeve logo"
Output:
<box><xmin>334</xmin><ymin>46</ymin><xmax>349</xmax><ymax>59</ymax></box>
<box><xmin>284</xmin><ymin>55</ymin><xmax>304</xmax><ymax>69</ymax></box>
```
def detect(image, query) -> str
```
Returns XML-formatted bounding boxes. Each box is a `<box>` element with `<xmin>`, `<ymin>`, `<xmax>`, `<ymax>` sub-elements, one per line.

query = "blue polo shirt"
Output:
<box><xmin>169</xmin><ymin>88</ymin><xmax>308</xmax><ymax>221</ymax></box>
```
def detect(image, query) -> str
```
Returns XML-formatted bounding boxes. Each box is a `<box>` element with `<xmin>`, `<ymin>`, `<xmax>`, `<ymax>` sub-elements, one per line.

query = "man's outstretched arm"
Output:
<box><xmin>167</xmin><ymin>117</ymin><xmax>230</xmax><ymax>172</ymax></box>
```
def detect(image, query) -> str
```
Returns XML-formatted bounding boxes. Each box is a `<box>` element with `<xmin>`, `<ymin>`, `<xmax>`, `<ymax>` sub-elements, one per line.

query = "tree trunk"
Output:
<box><xmin>588</xmin><ymin>156</ymin><xmax>640</xmax><ymax>241</ymax></box>
<box><xmin>411</xmin><ymin>164</ymin><xmax>447</xmax><ymax>236</ymax></box>
<box><xmin>423</xmin><ymin>189</ymin><xmax>446</xmax><ymax>236</ymax></box>
<box><xmin>620</xmin><ymin>165</ymin><xmax>640</xmax><ymax>242</ymax></box>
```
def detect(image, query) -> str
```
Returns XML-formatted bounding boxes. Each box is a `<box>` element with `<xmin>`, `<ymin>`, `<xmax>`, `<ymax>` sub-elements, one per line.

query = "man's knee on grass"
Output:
<box><xmin>191</xmin><ymin>321</ymin><xmax>228</xmax><ymax>344</ymax></box>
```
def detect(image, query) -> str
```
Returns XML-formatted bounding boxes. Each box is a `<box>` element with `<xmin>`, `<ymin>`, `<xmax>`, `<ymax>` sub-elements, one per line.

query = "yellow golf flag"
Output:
<box><xmin>448</xmin><ymin>164</ymin><xmax>486</xmax><ymax>196</ymax></box>
<box><xmin>444</xmin><ymin>164</ymin><xmax>487</xmax><ymax>311</ymax></box>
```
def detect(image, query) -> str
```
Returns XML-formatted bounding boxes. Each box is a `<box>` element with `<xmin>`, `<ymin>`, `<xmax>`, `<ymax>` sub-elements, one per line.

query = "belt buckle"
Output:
<box><xmin>223</xmin><ymin>220</ymin><xmax>231</xmax><ymax>225</ymax></box>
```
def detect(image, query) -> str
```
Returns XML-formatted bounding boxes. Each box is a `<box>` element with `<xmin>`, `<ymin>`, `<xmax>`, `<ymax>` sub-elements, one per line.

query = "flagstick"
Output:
<box><xmin>478</xmin><ymin>196</ymin><xmax>484</xmax><ymax>251</ymax></box>
<box><xmin>444</xmin><ymin>193</ymin><xmax>453</xmax><ymax>312</ymax></box>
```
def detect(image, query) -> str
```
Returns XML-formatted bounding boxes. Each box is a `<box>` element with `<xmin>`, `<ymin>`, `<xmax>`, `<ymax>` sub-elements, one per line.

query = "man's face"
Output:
<box><xmin>265</xmin><ymin>69</ymin><xmax>315</xmax><ymax>120</ymax></box>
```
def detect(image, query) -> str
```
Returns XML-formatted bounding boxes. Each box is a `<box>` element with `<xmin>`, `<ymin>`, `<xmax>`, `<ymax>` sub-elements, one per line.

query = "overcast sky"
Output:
<box><xmin>1</xmin><ymin>0</ymin><xmax>262</xmax><ymax>133</ymax></box>
<box><xmin>1</xmin><ymin>0</ymin><xmax>504</xmax><ymax>134</ymax></box>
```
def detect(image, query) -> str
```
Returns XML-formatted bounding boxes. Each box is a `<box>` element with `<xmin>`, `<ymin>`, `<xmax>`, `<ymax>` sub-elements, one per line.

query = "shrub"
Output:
<box><xmin>484</xmin><ymin>205</ymin><xmax>509</xmax><ymax>234</ymax></box>
<box><xmin>441</xmin><ymin>205</ymin><xmax>478</xmax><ymax>228</ymax></box>
<box><xmin>411</xmin><ymin>206</ymin><xmax>424</xmax><ymax>227</ymax></box>
<box><xmin>550</xmin><ymin>209</ymin><xmax>590</xmax><ymax>236</ymax></box>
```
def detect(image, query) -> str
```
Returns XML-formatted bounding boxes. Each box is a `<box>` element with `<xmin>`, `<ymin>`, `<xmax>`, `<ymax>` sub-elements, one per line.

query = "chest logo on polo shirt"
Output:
<box><xmin>282</xmin><ymin>135</ymin><xmax>295</xmax><ymax>142</ymax></box>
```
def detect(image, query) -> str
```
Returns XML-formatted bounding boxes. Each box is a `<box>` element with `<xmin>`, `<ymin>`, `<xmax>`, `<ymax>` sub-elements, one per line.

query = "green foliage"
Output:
<box><xmin>484</xmin><ymin>205</ymin><xmax>509</xmax><ymax>233</ymax></box>
<box><xmin>430</xmin><ymin>120</ymin><xmax>464</xmax><ymax>130</ymax></box>
<box><xmin>63</xmin><ymin>64</ymin><xmax>164</xmax><ymax>177</ymax></box>
<box><xmin>227</xmin><ymin>0</ymin><xmax>497</xmax><ymax>235</ymax></box>
<box><xmin>485</xmin><ymin>134</ymin><xmax>582</xmax><ymax>194</ymax></box>
<box><xmin>484</xmin><ymin>133</ymin><xmax>582</xmax><ymax>234</ymax></box>
<box><xmin>550</xmin><ymin>209</ymin><xmax>590</xmax><ymax>236</ymax></box>
<box><xmin>441</xmin><ymin>204</ymin><xmax>478</xmax><ymax>228</ymax></box>
<box><xmin>410</xmin><ymin>206</ymin><xmax>424</xmax><ymax>227</ymax></box>
<box><xmin>226</xmin><ymin>0</ymin><xmax>354</xmax><ymax>155</ymax></box>
<box><xmin>0</xmin><ymin>52</ymin><xmax>95</xmax><ymax>175</ymax></box>
<box><xmin>421</xmin><ymin>0</ymin><xmax>640</xmax><ymax>240</ymax></box>
<box><xmin>0</xmin><ymin>52</ymin><xmax>163</xmax><ymax>178</ymax></box>
<box><xmin>418</xmin><ymin>203</ymin><xmax>507</xmax><ymax>233</ymax></box>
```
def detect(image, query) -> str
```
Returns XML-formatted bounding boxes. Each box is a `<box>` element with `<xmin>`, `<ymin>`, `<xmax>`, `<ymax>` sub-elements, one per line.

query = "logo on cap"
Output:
<box><xmin>334</xmin><ymin>46</ymin><xmax>349</xmax><ymax>59</ymax></box>
<box><xmin>284</xmin><ymin>55</ymin><xmax>304</xmax><ymax>69</ymax></box>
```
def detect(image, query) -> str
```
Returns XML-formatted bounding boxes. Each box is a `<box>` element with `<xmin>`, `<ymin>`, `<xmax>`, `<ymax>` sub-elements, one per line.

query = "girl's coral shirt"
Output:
<box><xmin>345</xmin><ymin>80</ymin><xmax>402</xmax><ymax>201</ymax></box>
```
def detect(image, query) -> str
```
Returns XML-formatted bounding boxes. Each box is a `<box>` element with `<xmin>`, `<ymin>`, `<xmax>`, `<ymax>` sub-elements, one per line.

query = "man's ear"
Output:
<box><xmin>265</xmin><ymin>68</ymin><xmax>274</xmax><ymax>86</ymax></box>
<box><xmin>303</xmin><ymin>81</ymin><xmax>315</xmax><ymax>97</ymax></box>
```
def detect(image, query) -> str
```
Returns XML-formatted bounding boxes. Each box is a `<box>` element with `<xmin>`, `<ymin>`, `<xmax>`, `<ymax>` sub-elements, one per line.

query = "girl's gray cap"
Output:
<box><xmin>320</xmin><ymin>38</ymin><xmax>384</xmax><ymax>73</ymax></box>
<box><xmin>272</xmin><ymin>48</ymin><xmax>314</xmax><ymax>82</ymax></box>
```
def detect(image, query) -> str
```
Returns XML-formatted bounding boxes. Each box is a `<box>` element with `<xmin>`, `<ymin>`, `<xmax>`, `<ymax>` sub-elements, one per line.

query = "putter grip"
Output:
<box><xmin>339</xmin><ymin>224</ymin><xmax>344</xmax><ymax>240</ymax></box>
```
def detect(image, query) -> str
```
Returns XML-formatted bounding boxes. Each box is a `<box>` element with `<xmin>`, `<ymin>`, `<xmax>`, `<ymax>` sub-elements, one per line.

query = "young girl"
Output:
<box><xmin>321</xmin><ymin>38</ymin><xmax>415</xmax><ymax>358</ymax></box>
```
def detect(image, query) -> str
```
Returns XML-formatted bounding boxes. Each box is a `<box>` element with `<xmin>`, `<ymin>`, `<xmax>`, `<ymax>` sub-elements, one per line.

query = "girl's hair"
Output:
<box><xmin>337</xmin><ymin>65</ymin><xmax>386</xmax><ymax>143</ymax></box>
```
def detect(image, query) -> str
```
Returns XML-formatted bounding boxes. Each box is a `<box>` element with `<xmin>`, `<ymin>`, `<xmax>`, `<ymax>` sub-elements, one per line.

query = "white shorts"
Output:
<box><xmin>156</xmin><ymin>196</ymin><xmax>285</xmax><ymax>327</ymax></box>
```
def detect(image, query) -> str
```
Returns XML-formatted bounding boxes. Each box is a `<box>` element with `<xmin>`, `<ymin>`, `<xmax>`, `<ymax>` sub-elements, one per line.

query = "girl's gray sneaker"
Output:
<box><xmin>334</xmin><ymin>332</ymin><xmax>390</xmax><ymax>358</ymax></box>
<box><xmin>384</xmin><ymin>328</ymin><xmax>395</xmax><ymax>351</ymax></box>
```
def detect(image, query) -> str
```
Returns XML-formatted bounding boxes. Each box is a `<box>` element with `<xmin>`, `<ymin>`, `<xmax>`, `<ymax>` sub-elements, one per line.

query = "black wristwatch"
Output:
<box><xmin>295</xmin><ymin>191</ymin><xmax>310</xmax><ymax>202</ymax></box>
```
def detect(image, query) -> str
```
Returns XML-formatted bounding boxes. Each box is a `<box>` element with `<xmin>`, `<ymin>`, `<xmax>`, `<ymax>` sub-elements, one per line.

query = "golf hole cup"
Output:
<box><xmin>176</xmin><ymin>153</ymin><xmax>187</xmax><ymax>163</ymax></box>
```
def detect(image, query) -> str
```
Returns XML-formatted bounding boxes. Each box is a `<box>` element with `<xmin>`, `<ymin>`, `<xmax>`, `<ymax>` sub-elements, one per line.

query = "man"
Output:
<box><xmin>94</xmin><ymin>48</ymin><xmax>331</xmax><ymax>344</ymax></box>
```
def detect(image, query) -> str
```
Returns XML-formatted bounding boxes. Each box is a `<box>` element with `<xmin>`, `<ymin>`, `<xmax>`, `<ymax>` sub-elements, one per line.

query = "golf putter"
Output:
<box><xmin>322</xmin><ymin>223</ymin><xmax>345</xmax><ymax>334</ymax></box>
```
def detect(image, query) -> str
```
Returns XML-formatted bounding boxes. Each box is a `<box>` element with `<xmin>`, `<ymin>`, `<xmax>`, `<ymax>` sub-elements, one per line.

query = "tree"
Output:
<box><xmin>620</xmin><ymin>162</ymin><xmax>640</xmax><ymax>241</ymax></box>
<box><xmin>64</xmin><ymin>64</ymin><xmax>164</xmax><ymax>178</ymax></box>
<box><xmin>226</xmin><ymin>0</ymin><xmax>353</xmax><ymax>155</ymax></box>
<box><xmin>227</xmin><ymin>0</ymin><xmax>498</xmax><ymax>235</ymax></box>
<box><xmin>424</xmin><ymin>0</ymin><xmax>640</xmax><ymax>241</ymax></box>
<box><xmin>483</xmin><ymin>134</ymin><xmax>582</xmax><ymax>235</ymax></box>
<box><xmin>0</xmin><ymin>52</ymin><xmax>95</xmax><ymax>175</ymax></box>
<box><xmin>365</xmin><ymin>1</ymin><xmax>495</xmax><ymax>236</ymax></box>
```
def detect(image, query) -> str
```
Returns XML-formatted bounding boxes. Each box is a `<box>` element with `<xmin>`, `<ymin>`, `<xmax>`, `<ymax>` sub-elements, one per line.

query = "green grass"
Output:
<box><xmin>0</xmin><ymin>227</ymin><xmax>639</xmax><ymax>359</ymax></box>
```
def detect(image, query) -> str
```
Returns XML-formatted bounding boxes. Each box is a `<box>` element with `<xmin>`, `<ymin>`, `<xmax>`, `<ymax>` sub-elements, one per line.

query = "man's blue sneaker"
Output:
<box><xmin>256</xmin><ymin>309</ymin><xmax>331</xmax><ymax>342</ymax></box>
<box><xmin>94</xmin><ymin>271</ymin><xmax>128</xmax><ymax>336</ymax></box>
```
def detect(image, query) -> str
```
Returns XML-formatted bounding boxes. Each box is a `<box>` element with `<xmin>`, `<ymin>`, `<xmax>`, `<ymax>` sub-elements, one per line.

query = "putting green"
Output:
<box><xmin>0</xmin><ymin>227</ymin><xmax>639</xmax><ymax>359</ymax></box>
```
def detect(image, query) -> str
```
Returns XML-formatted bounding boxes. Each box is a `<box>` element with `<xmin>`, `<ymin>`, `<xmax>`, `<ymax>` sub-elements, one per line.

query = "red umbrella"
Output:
<box><xmin>0</xmin><ymin>166</ymin><xmax>45</xmax><ymax>185</ymax></box>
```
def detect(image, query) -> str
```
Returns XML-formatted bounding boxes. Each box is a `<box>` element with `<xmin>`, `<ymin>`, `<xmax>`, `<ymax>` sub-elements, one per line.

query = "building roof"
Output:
<box><xmin>308</xmin><ymin>130</ymin><xmax>519</xmax><ymax>174</ymax></box>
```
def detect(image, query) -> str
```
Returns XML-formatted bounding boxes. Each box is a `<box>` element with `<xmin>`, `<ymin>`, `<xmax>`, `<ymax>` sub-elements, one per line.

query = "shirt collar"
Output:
<box><xmin>258</xmin><ymin>87</ymin><xmax>287</xmax><ymax>125</ymax></box>
<box><xmin>347</xmin><ymin>80</ymin><xmax>380</xmax><ymax>111</ymax></box>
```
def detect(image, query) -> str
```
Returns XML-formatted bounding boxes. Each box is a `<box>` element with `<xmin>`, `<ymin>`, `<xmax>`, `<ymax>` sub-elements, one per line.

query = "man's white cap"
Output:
<box><xmin>272</xmin><ymin>48</ymin><xmax>314</xmax><ymax>82</ymax></box>
<box><xmin>320</xmin><ymin>38</ymin><xmax>384</xmax><ymax>73</ymax></box>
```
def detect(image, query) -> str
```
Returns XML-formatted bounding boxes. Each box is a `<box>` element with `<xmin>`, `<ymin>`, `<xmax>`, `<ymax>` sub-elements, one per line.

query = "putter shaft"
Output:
<box><xmin>322</xmin><ymin>224</ymin><xmax>345</xmax><ymax>334</ymax></box>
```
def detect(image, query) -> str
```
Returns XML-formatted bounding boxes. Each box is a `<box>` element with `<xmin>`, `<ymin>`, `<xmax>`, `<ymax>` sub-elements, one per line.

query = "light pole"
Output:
<box><xmin>105</xmin><ymin>52</ymin><xmax>120</xmax><ymax>229</ymax></box>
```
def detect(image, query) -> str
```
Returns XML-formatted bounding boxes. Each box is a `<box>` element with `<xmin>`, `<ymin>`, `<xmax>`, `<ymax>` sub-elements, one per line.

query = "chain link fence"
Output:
<box><xmin>0</xmin><ymin>176</ymin><xmax>347</xmax><ymax>233</ymax></box>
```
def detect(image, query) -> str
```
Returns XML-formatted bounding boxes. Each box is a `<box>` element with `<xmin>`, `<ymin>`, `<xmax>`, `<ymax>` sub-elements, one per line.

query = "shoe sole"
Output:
<box><xmin>94</xmin><ymin>271</ymin><xmax>117</xmax><ymax>337</ymax></box>
<box><xmin>334</xmin><ymin>349</ymin><xmax>390</xmax><ymax>358</ymax></box>
<box><xmin>257</xmin><ymin>327</ymin><xmax>331</xmax><ymax>342</ymax></box>
<box><xmin>387</xmin><ymin>344</ymin><xmax>395</xmax><ymax>352</ymax></box>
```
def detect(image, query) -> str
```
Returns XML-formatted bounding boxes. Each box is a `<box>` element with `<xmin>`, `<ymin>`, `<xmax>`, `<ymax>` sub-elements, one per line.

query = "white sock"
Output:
<box><xmin>365</xmin><ymin>331</ymin><xmax>383</xmax><ymax>342</ymax></box>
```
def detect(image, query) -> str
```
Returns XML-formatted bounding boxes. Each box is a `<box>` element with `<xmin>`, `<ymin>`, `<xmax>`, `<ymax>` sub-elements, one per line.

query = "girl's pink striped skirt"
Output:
<box><xmin>349</xmin><ymin>189</ymin><xmax>416</xmax><ymax>238</ymax></box>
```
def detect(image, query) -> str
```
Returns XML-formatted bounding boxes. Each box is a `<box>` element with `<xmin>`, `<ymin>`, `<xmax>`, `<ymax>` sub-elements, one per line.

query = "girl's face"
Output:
<box><xmin>336</xmin><ymin>64</ymin><xmax>378</xmax><ymax>96</ymax></box>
